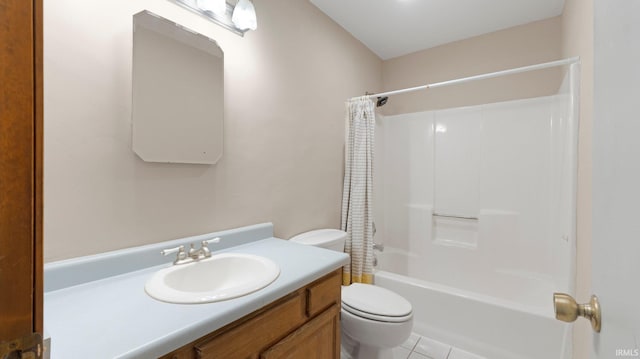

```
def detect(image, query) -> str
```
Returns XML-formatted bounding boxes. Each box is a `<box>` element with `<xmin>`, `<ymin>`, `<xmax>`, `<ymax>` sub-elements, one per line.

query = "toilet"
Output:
<box><xmin>290</xmin><ymin>229</ymin><xmax>413</xmax><ymax>359</ymax></box>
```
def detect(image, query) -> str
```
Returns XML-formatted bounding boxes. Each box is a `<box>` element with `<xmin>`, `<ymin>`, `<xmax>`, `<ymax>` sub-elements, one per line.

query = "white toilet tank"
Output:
<box><xmin>289</xmin><ymin>229</ymin><xmax>346</xmax><ymax>252</ymax></box>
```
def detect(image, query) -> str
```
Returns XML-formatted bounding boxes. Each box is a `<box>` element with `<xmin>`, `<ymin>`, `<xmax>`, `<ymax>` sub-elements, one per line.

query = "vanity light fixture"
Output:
<box><xmin>169</xmin><ymin>0</ymin><xmax>257</xmax><ymax>37</ymax></box>
<box><xmin>232</xmin><ymin>0</ymin><xmax>257</xmax><ymax>31</ymax></box>
<box><xmin>196</xmin><ymin>0</ymin><xmax>226</xmax><ymax>16</ymax></box>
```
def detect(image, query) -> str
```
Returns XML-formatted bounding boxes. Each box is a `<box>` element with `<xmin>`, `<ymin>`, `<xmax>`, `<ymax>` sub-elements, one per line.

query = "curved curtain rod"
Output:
<box><xmin>358</xmin><ymin>56</ymin><xmax>580</xmax><ymax>100</ymax></box>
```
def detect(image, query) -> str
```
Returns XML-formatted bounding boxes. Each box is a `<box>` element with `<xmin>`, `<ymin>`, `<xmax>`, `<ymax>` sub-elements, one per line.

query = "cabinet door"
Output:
<box><xmin>196</xmin><ymin>294</ymin><xmax>305</xmax><ymax>359</ymax></box>
<box><xmin>159</xmin><ymin>346</ymin><xmax>194</xmax><ymax>359</ymax></box>
<box><xmin>260</xmin><ymin>304</ymin><xmax>340</xmax><ymax>359</ymax></box>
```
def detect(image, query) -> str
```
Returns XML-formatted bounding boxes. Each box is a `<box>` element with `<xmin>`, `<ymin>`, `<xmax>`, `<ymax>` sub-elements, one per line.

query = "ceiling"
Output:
<box><xmin>309</xmin><ymin>0</ymin><xmax>565</xmax><ymax>60</ymax></box>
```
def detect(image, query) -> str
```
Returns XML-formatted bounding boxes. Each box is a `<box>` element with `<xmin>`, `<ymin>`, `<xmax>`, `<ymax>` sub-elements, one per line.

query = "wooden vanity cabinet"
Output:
<box><xmin>160</xmin><ymin>269</ymin><xmax>342</xmax><ymax>359</ymax></box>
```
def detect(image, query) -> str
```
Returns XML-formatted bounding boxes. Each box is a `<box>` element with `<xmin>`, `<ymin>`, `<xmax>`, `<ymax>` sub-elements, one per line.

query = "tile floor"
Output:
<box><xmin>392</xmin><ymin>333</ymin><xmax>486</xmax><ymax>359</ymax></box>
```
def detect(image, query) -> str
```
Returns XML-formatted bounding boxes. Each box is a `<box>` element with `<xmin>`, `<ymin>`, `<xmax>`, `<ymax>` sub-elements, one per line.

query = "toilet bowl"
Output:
<box><xmin>290</xmin><ymin>229</ymin><xmax>414</xmax><ymax>359</ymax></box>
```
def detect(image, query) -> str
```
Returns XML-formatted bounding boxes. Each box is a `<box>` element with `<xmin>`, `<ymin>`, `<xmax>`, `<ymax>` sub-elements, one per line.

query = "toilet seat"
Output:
<box><xmin>342</xmin><ymin>302</ymin><xmax>413</xmax><ymax>323</ymax></box>
<box><xmin>341</xmin><ymin>283</ymin><xmax>413</xmax><ymax>323</ymax></box>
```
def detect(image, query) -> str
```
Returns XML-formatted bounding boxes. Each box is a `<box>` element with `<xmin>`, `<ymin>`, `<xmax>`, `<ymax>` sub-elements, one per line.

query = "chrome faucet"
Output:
<box><xmin>161</xmin><ymin>237</ymin><xmax>221</xmax><ymax>265</ymax></box>
<box><xmin>372</xmin><ymin>242</ymin><xmax>384</xmax><ymax>267</ymax></box>
<box><xmin>188</xmin><ymin>237</ymin><xmax>220</xmax><ymax>260</ymax></box>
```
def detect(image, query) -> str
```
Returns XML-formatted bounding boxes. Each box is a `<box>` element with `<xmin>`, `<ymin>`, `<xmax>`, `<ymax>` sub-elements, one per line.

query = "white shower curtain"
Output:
<box><xmin>341</xmin><ymin>96</ymin><xmax>375</xmax><ymax>285</ymax></box>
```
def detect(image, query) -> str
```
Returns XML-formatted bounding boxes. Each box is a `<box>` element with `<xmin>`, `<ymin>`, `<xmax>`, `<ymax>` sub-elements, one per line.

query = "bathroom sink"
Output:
<box><xmin>145</xmin><ymin>253</ymin><xmax>280</xmax><ymax>304</ymax></box>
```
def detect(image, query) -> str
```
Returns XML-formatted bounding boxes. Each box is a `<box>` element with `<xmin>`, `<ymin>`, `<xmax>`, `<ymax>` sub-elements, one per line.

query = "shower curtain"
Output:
<box><xmin>341</xmin><ymin>96</ymin><xmax>375</xmax><ymax>285</ymax></box>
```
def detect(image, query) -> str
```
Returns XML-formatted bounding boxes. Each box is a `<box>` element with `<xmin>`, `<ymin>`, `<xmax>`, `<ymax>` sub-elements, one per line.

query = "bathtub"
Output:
<box><xmin>374</xmin><ymin>269</ymin><xmax>572</xmax><ymax>359</ymax></box>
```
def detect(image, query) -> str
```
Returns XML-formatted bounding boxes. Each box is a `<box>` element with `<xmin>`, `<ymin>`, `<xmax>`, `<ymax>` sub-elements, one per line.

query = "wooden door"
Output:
<box><xmin>0</xmin><ymin>0</ymin><xmax>43</xmax><ymax>355</ymax></box>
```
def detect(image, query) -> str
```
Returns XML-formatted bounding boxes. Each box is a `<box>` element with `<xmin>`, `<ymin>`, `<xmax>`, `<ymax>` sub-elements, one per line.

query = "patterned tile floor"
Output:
<box><xmin>392</xmin><ymin>333</ymin><xmax>486</xmax><ymax>359</ymax></box>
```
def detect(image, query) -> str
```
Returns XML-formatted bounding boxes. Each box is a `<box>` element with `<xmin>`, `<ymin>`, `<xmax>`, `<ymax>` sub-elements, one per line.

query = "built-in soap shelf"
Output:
<box><xmin>432</xmin><ymin>214</ymin><xmax>479</xmax><ymax>249</ymax></box>
<box><xmin>432</xmin><ymin>213</ymin><xmax>479</xmax><ymax>220</ymax></box>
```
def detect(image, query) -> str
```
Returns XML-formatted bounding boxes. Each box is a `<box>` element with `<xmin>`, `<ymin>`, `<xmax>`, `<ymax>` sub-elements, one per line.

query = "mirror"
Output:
<box><xmin>132</xmin><ymin>10</ymin><xmax>224</xmax><ymax>164</ymax></box>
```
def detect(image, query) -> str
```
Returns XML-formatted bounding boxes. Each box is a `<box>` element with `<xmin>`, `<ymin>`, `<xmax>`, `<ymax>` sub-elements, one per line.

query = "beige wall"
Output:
<box><xmin>381</xmin><ymin>16</ymin><xmax>563</xmax><ymax>115</ymax></box>
<box><xmin>561</xmin><ymin>0</ymin><xmax>594</xmax><ymax>357</ymax></box>
<box><xmin>44</xmin><ymin>0</ymin><xmax>382</xmax><ymax>261</ymax></box>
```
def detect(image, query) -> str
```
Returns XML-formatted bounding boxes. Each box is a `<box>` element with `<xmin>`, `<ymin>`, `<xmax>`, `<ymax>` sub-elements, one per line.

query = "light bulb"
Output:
<box><xmin>197</xmin><ymin>0</ymin><xmax>226</xmax><ymax>16</ymax></box>
<box><xmin>232</xmin><ymin>0</ymin><xmax>257</xmax><ymax>31</ymax></box>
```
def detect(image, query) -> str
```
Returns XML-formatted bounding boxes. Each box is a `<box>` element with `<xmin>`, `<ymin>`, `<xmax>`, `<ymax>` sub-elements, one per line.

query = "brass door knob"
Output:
<box><xmin>553</xmin><ymin>293</ymin><xmax>601</xmax><ymax>333</ymax></box>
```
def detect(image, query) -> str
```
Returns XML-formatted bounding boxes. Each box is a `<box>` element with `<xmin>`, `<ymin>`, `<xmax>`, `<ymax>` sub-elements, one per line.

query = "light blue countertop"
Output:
<box><xmin>44</xmin><ymin>224</ymin><xmax>349</xmax><ymax>359</ymax></box>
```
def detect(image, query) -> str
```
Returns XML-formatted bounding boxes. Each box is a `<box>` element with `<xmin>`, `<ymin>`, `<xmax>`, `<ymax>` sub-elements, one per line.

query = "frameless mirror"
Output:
<box><xmin>132</xmin><ymin>10</ymin><xmax>223</xmax><ymax>164</ymax></box>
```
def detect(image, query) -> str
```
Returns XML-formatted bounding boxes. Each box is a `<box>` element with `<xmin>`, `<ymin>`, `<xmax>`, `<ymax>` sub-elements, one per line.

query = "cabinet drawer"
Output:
<box><xmin>305</xmin><ymin>270</ymin><xmax>341</xmax><ymax>317</ymax></box>
<box><xmin>195</xmin><ymin>293</ymin><xmax>305</xmax><ymax>359</ymax></box>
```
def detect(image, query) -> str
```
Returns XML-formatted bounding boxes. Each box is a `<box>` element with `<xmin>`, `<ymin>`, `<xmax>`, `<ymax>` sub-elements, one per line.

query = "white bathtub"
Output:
<box><xmin>374</xmin><ymin>270</ymin><xmax>572</xmax><ymax>359</ymax></box>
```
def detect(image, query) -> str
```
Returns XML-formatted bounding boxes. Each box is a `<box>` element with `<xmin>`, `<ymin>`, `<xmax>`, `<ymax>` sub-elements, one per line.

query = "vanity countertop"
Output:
<box><xmin>44</xmin><ymin>224</ymin><xmax>349</xmax><ymax>359</ymax></box>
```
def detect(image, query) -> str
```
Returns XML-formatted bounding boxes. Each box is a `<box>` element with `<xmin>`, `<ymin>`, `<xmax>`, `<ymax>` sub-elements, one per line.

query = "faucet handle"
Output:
<box><xmin>161</xmin><ymin>245</ymin><xmax>185</xmax><ymax>256</ymax></box>
<box><xmin>199</xmin><ymin>237</ymin><xmax>220</xmax><ymax>258</ymax></box>
<box><xmin>202</xmin><ymin>237</ymin><xmax>220</xmax><ymax>246</ymax></box>
<box><xmin>161</xmin><ymin>245</ymin><xmax>190</xmax><ymax>265</ymax></box>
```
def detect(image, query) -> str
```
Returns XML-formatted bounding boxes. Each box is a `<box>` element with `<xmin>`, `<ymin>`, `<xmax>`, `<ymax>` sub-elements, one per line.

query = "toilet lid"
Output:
<box><xmin>289</xmin><ymin>229</ymin><xmax>346</xmax><ymax>246</ymax></box>
<box><xmin>341</xmin><ymin>283</ymin><xmax>412</xmax><ymax>322</ymax></box>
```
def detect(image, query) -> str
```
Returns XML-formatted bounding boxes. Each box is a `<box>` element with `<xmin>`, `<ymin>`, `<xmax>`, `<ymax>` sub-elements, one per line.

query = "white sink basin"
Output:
<box><xmin>145</xmin><ymin>253</ymin><xmax>280</xmax><ymax>304</ymax></box>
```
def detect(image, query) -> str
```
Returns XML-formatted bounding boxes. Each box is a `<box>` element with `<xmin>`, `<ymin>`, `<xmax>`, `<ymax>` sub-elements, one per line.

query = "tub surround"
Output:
<box><xmin>376</xmin><ymin>93</ymin><xmax>577</xmax><ymax>306</ymax></box>
<box><xmin>44</xmin><ymin>223</ymin><xmax>349</xmax><ymax>359</ymax></box>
